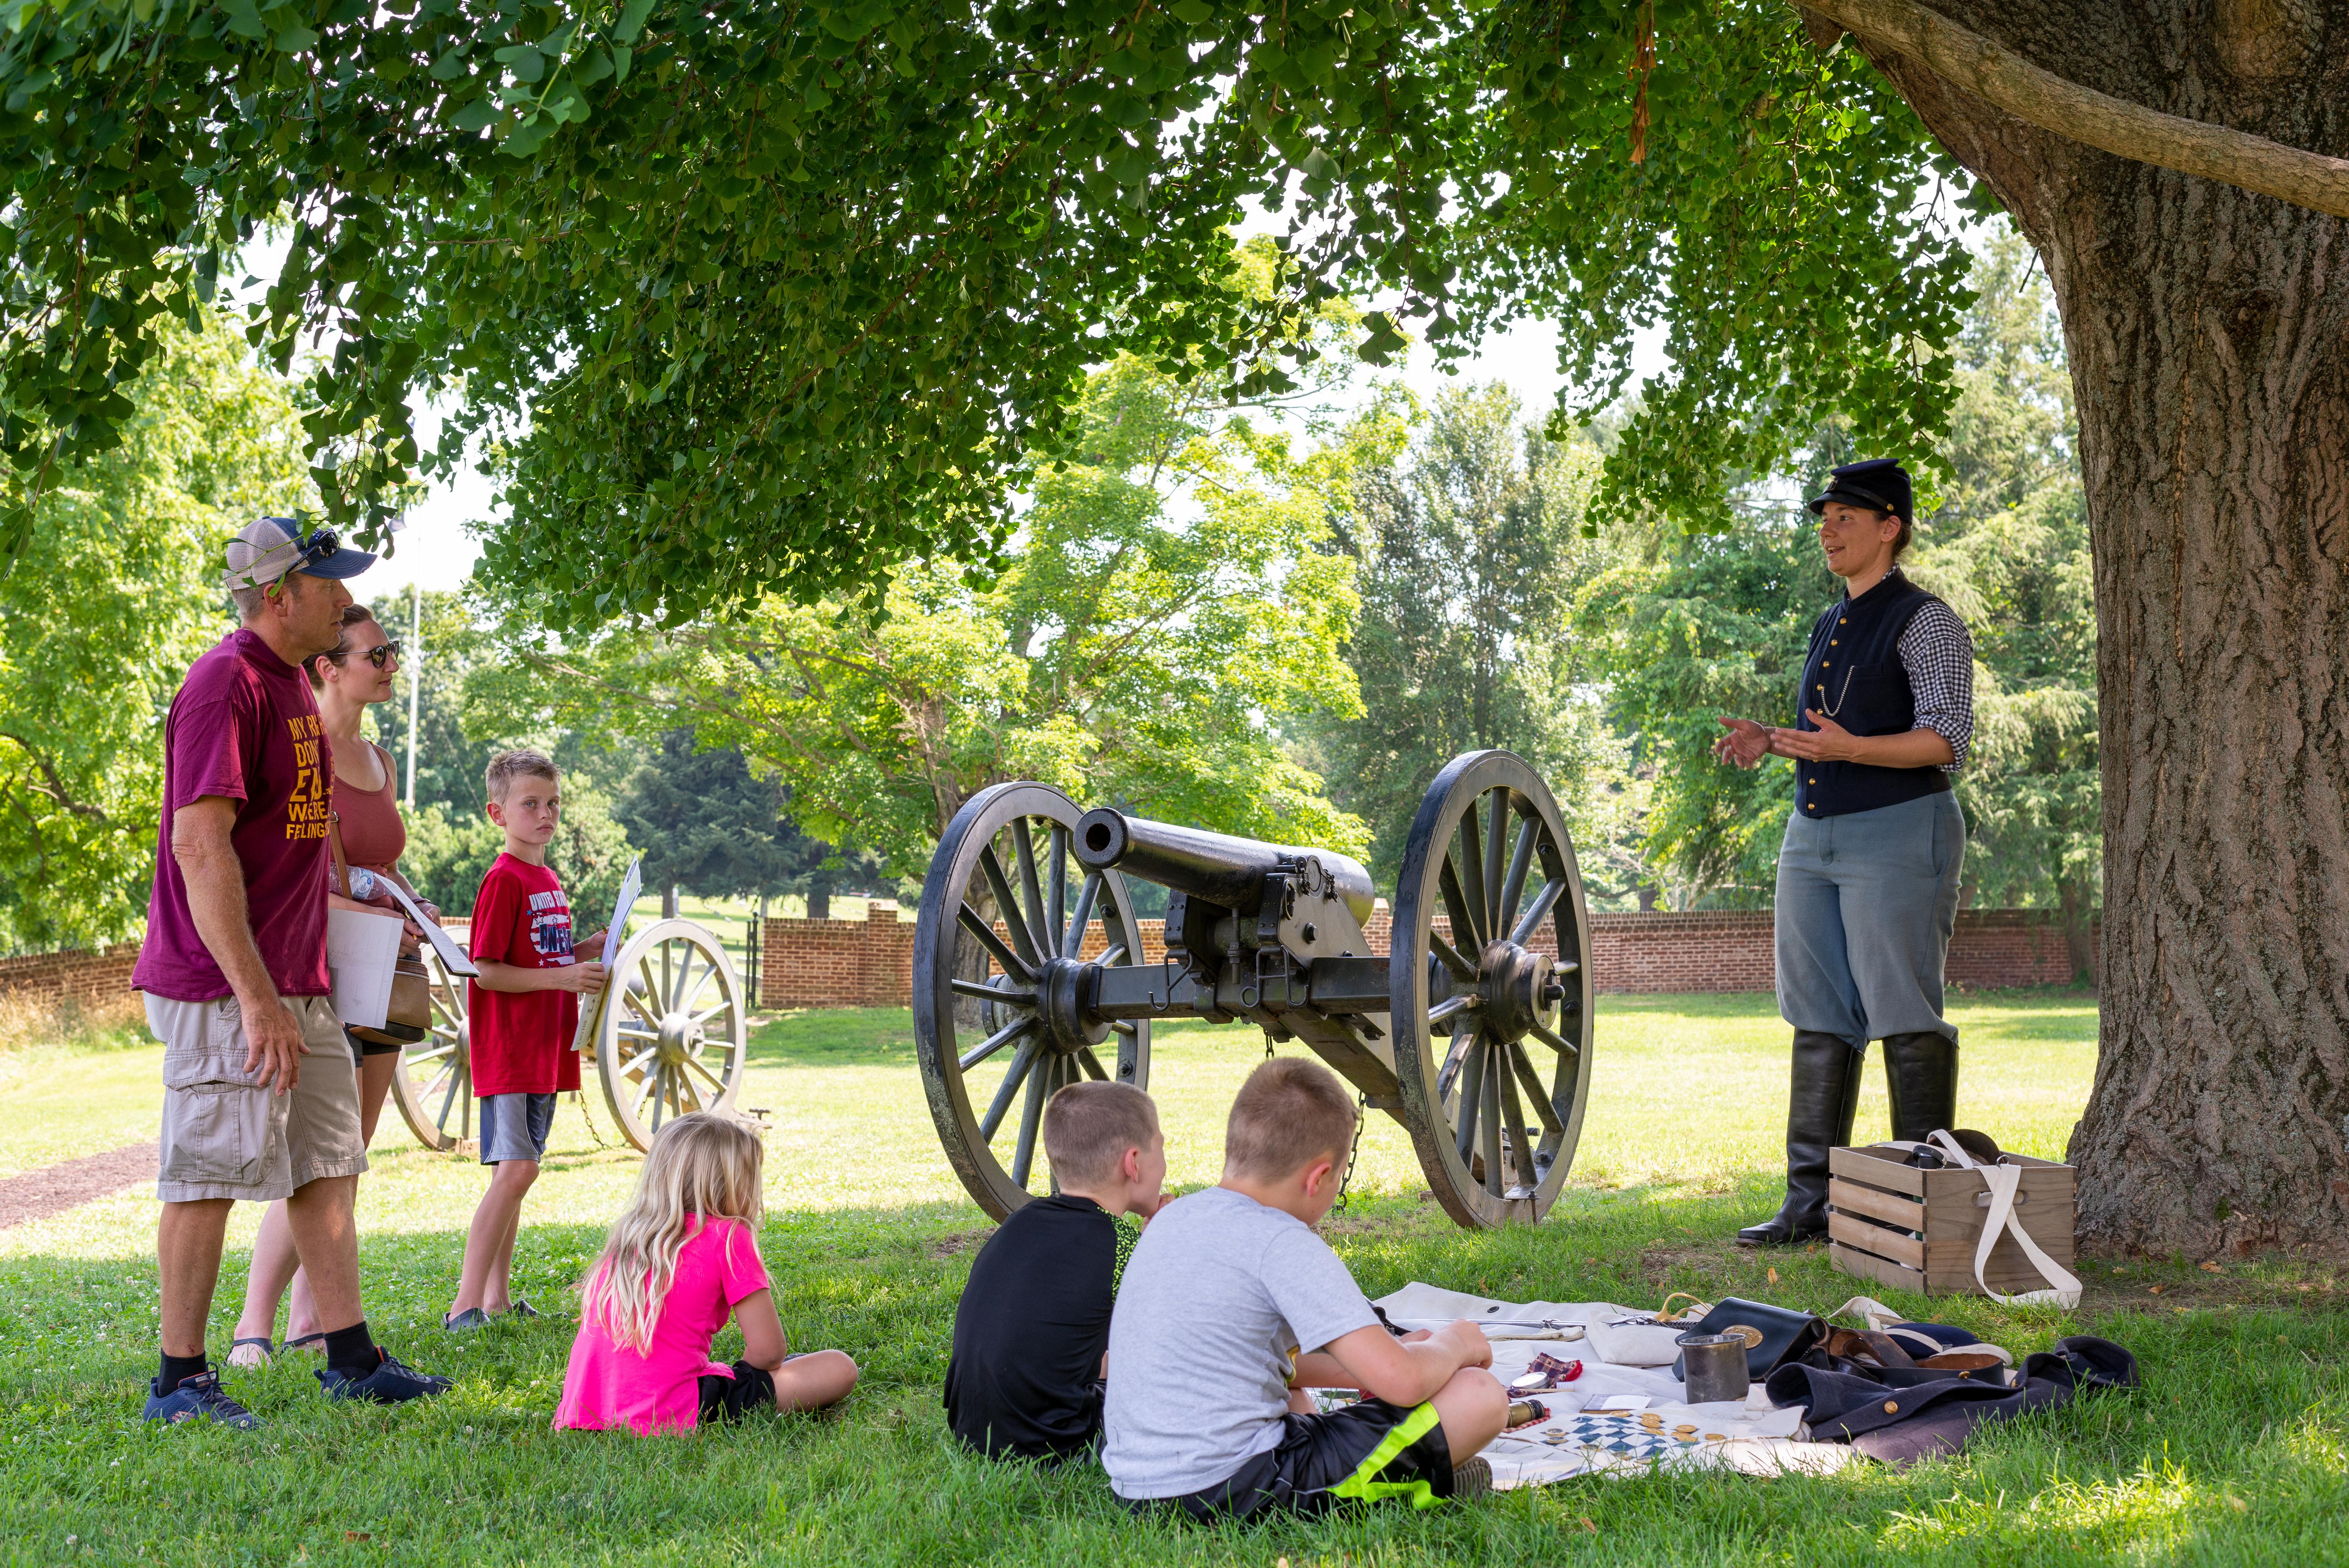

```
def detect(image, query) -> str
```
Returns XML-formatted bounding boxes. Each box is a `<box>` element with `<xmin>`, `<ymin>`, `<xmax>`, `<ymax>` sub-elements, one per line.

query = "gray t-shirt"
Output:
<box><xmin>1103</xmin><ymin>1185</ymin><xmax>1379</xmax><ymax>1499</ymax></box>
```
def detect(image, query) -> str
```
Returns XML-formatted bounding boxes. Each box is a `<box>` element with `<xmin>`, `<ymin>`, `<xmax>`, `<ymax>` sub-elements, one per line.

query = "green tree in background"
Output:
<box><xmin>362</xmin><ymin>587</ymin><xmax>503</xmax><ymax>914</ymax></box>
<box><xmin>1583</xmin><ymin>225</ymin><xmax>2095</xmax><ymax>929</ymax></box>
<box><xmin>0</xmin><ymin>316</ymin><xmax>311</xmax><ymax>951</ymax></box>
<box><xmin>1575</xmin><ymin>511</ymin><xmax>1829</xmax><ymax>907</ymax></box>
<box><xmin>1902</xmin><ymin>233</ymin><xmax>2097</xmax><ymax>971</ymax></box>
<box><xmin>474</xmin><ymin>344</ymin><xmax>1381</xmax><ymax>875</ymax></box>
<box><xmin>361</xmin><ymin>586</ymin><xmax>643</xmax><ymax>917</ymax></box>
<box><xmin>615</xmin><ymin>727</ymin><xmax>882</xmax><ymax>917</ymax></box>
<box><xmin>365</xmin><ymin>588</ymin><xmax>501</xmax><ymax>823</ymax></box>
<box><xmin>1302</xmin><ymin>382</ymin><xmax>1632</xmax><ymax>890</ymax></box>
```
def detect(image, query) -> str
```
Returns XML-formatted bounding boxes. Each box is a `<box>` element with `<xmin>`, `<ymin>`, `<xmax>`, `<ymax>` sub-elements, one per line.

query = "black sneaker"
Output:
<box><xmin>143</xmin><ymin>1370</ymin><xmax>261</xmax><ymax>1430</ymax></box>
<box><xmin>442</xmin><ymin>1308</ymin><xmax>491</xmax><ymax>1332</ymax></box>
<box><xmin>1448</xmin><ymin>1456</ymin><xmax>1492</xmax><ymax>1501</ymax></box>
<box><xmin>317</xmin><ymin>1350</ymin><xmax>454</xmax><ymax>1404</ymax></box>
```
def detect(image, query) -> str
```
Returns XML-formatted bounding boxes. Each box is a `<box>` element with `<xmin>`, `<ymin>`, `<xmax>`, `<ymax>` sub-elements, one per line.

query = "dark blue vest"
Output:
<box><xmin>1791</xmin><ymin>570</ymin><xmax>1953</xmax><ymax>820</ymax></box>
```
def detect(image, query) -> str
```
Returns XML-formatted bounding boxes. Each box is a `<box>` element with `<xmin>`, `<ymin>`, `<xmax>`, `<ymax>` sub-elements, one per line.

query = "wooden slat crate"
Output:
<box><xmin>1825</xmin><ymin>1142</ymin><xmax>2076</xmax><ymax>1298</ymax></box>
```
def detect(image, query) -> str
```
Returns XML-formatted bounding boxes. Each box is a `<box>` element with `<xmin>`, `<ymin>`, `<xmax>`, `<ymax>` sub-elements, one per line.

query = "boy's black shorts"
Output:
<box><xmin>1124</xmin><ymin>1398</ymin><xmax>1455</xmax><ymax>1523</ymax></box>
<box><xmin>697</xmin><ymin>1359</ymin><xmax>778</xmax><ymax>1424</ymax></box>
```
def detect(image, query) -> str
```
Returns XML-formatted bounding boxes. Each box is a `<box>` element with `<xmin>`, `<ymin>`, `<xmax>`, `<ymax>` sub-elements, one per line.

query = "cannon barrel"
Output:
<box><xmin>1073</xmin><ymin>809</ymin><xmax>1376</xmax><ymax>925</ymax></box>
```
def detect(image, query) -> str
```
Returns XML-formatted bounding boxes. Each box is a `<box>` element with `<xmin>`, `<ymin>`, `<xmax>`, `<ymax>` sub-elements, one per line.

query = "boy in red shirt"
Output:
<box><xmin>446</xmin><ymin>750</ymin><xmax>607</xmax><ymax>1329</ymax></box>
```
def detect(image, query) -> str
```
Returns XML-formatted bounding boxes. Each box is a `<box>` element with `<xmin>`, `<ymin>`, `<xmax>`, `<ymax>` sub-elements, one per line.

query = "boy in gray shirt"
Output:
<box><xmin>1105</xmin><ymin>1059</ymin><xmax>1508</xmax><ymax>1520</ymax></box>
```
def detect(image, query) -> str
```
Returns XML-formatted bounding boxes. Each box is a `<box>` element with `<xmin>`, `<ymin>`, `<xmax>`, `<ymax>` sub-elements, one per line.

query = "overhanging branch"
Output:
<box><xmin>1798</xmin><ymin>0</ymin><xmax>2349</xmax><ymax>220</ymax></box>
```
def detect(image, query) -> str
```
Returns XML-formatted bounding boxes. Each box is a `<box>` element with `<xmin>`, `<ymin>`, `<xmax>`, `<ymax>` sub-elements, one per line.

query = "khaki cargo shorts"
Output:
<box><xmin>145</xmin><ymin>993</ymin><xmax>369</xmax><ymax>1203</ymax></box>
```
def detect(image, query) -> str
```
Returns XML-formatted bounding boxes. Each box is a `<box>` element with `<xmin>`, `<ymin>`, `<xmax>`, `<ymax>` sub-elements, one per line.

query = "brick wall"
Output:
<box><xmin>751</xmin><ymin>901</ymin><xmax>2089</xmax><ymax>1008</ymax></box>
<box><xmin>1943</xmin><ymin>909</ymin><xmax>2087</xmax><ymax>989</ymax></box>
<box><xmin>759</xmin><ymin>902</ymin><xmax>921</xmax><ymax>1009</ymax></box>
<box><xmin>0</xmin><ymin>906</ymin><xmax>2083</xmax><ymax>1011</ymax></box>
<box><xmin>0</xmin><ymin>943</ymin><xmax>144</xmax><ymax>1010</ymax></box>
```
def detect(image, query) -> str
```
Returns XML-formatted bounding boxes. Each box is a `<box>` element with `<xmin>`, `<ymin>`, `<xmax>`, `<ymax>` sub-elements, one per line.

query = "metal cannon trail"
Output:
<box><xmin>912</xmin><ymin>750</ymin><xmax>1595</xmax><ymax>1229</ymax></box>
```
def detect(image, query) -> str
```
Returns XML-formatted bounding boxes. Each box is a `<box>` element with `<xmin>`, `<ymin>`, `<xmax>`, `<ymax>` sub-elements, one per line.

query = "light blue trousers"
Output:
<box><xmin>1774</xmin><ymin>791</ymin><xmax>1965</xmax><ymax>1049</ymax></box>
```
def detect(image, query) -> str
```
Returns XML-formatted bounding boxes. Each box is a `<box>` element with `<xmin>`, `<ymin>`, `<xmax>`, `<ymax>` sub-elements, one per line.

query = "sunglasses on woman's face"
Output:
<box><xmin>332</xmin><ymin>640</ymin><xmax>401</xmax><ymax>670</ymax></box>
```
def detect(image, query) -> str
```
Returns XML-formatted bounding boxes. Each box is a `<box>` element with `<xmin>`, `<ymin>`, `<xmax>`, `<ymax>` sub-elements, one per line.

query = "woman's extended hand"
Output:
<box><xmin>1713</xmin><ymin>717</ymin><xmax>1775</xmax><ymax>768</ymax></box>
<box><xmin>1779</xmin><ymin>711</ymin><xmax>1863</xmax><ymax>761</ymax></box>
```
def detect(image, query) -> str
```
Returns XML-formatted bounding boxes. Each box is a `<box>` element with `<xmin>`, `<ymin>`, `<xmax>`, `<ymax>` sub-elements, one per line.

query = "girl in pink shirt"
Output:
<box><xmin>555</xmin><ymin>1114</ymin><xmax>858</xmax><ymax>1433</ymax></box>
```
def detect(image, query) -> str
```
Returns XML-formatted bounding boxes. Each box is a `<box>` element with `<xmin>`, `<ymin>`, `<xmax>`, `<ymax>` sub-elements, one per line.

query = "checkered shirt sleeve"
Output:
<box><xmin>1898</xmin><ymin>599</ymin><xmax>1975</xmax><ymax>772</ymax></box>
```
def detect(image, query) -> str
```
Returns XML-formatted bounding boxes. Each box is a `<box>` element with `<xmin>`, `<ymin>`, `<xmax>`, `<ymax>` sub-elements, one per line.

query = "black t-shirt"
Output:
<box><xmin>944</xmin><ymin>1194</ymin><xmax>1115</xmax><ymax>1460</ymax></box>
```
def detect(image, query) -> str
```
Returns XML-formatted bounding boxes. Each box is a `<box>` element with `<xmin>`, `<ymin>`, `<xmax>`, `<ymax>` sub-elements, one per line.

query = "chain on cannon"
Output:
<box><xmin>911</xmin><ymin>750</ymin><xmax>1596</xmax><ymax>1229</ymax></box>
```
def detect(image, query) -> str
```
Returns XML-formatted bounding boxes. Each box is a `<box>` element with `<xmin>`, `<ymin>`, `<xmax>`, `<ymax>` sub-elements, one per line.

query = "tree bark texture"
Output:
<box><xmin>1857</xmin><ymin>2</ymin><xmax>2349</xmax><ymax>1258</ymax></box>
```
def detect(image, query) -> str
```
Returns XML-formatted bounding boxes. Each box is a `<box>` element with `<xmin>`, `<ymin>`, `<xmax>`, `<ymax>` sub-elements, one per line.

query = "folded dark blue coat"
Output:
<box><xmin>1765</xmin><ymin>1336</ymin><xmax>2139</xmax><ymax>1467</ymax></box>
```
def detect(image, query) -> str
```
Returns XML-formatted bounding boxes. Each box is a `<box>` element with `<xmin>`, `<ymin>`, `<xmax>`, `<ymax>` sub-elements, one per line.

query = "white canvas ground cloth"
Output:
<box><xmin>1369</xmin><ymin>1283</ymin><xmax>1859</xmax><ymax>1488</ymax></box>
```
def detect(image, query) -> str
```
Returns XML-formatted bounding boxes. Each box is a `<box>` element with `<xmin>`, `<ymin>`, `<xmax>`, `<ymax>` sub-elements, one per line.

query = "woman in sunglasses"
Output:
<box><xmin>228</xmin><ymin>605</ymin><xmax>442</xmax><ymax>1367</ymax></box>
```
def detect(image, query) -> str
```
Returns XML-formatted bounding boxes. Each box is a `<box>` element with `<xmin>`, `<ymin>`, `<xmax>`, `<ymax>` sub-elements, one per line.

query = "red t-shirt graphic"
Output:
<box><xmin>466</xmin><ymin>853</ymin><xmax>585</xmax><ymax>1096</ymax></box>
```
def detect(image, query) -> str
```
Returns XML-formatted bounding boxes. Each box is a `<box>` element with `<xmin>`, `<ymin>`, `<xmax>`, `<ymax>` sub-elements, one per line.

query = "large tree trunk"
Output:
<box><xmin>1862</xmin><ymin>4</ymin><xmax>2349</xmax><ymax>1258</ymax></box>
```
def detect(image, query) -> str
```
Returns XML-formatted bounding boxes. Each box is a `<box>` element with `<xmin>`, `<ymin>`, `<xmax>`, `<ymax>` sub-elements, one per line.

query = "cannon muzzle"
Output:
<box><xmin>1073</xmin><ymin>809</ymin><xmax>1376</xmax><ymax>924</ymax></box>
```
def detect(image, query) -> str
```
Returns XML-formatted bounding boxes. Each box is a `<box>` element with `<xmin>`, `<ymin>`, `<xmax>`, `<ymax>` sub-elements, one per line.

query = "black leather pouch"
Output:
<box><xmin>1670</xmin><ymin>1297</ymin><xmax>1829</xmax><ymax>1381</ymax></box>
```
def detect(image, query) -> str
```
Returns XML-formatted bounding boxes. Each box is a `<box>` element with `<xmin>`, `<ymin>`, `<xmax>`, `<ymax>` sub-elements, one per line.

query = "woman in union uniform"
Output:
<box><xmin>1713</xmin><ymin>458</ymin><xmax>1976</xmax><ymax>1247</ymax></box>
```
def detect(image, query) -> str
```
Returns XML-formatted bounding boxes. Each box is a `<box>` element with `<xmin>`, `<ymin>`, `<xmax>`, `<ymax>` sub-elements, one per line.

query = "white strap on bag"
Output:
<box><xmin>1924</xmin><ymin>1131</ymin><xmax>2082</xmax><ymax>1308</ymax></box>
<box><xmin>1826</xmin><ymin>1295</ymin><xmax>1906</xmax><ymax>1333</ymax></box>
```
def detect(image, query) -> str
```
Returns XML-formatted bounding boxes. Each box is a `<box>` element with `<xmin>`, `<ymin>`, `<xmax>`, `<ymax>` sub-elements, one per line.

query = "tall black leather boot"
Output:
<box><xmin>1883</xmin><ymin>1030</ymin><xmax>1959</xmax><ymax>1144</ymax></box>
<box><xmin>1736</xmin><ymin>1030</ymin><xmax>1863</xmax><ymax>1245</ymax></box>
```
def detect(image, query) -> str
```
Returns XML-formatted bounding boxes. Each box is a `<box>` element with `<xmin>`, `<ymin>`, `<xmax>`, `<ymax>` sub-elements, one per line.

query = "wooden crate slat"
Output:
<box><xmin>1829</xmin><ymin>1144</ymin><xmax>1927</xmax><ymax>1197</ymax></box>
<box><xmin>1918</xmin><ymin>1191</ymin><xmax>2074</xmax><ymax>1248</ymax></box>
<box><xmin>1827</xmin><ymin>1177</ymin><xmax>1925</xmax><ymax>1229</ymax></box>
<box><xmin>1831</xmin><ymin>1145</ymin><xmax>2078</xmax><ymax>1302</ymax></box>
<box><xmin>1827</xmin><ymin>1241</ymin><xmax>1929</xmax><ymax>1295</ymax></box>
<box><xmin>1926</xmin><ymin>1233</ymin><xmax>2075</xmax><ymax>1280</ymax></box>
<box><xmin>1829</xmin><ymin>1210</ymin><xmax>1925</xmax><ymax>1269</ymax></box>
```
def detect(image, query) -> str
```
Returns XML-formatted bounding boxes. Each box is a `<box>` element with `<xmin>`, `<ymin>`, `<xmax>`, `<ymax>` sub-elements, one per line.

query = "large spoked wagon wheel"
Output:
<box><xmin>914</xmin><ymin>783</ymin><xmax>1154</xmax><ymax>1220</ymax></box>
<box><xmin>594</xmin><ymin>919</ymin><xmax>748</xmax><ymax>1152</ymax></box>
<box><xmin>1390</xmin><ymin>750</ymin><xmax>1595</xmax><ymax>1228</ymax></box>
<box><xmin>392</xmin><ymin>944</ymin><xmax>474</xmax><ymax>1152</ymax></box>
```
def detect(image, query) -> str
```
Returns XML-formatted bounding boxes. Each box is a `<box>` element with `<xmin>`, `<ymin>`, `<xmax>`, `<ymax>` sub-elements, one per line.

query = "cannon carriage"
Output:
<box><xmin>913</xmin><ymin>750</ymin><xmax>1595</xmax><ymax>1229</ymax></box>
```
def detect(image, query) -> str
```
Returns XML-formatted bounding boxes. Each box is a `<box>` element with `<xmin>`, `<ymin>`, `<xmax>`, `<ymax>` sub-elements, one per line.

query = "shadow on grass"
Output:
<box><xmin>0</xmin><ymin>1172</ymin><xmax>2342</xmax><ymax>1566</ymax></box>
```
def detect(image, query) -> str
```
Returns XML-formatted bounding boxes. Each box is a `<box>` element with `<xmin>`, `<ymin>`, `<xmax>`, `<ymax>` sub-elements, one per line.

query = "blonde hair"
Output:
<box><xmin>1044</xmin><ymin>1081</ymin><xmax>1158</xmax><ymax>1189</ymax></box>
<box><xmin>484</xmin><ymin>747</ymin><xmax>558</xmax><ymax>804</ymax></box>
<box><xmin>1224</xmin><ymin>1058</ymin><xmax>1358</xmax><ymax>1180</ymax></box>
<box><xmin>581</xmin><ymin>1113</ymin><xmax>765</xmax><ymax>1353</ymax></box>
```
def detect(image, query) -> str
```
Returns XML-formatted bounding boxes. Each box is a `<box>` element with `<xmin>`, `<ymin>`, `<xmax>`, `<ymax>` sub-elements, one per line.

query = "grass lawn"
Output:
<box><xmin>2</xmin><ymin>989</ymin><xmax>2343</xmax><ymax>1565</ymax></box>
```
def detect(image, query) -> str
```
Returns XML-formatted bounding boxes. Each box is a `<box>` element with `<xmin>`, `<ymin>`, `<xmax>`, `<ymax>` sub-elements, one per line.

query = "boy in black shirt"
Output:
<box><xmin>945</xmin><ymin>1081</ymin><xmax>1166</xmax><ymax>1460</ymax></box>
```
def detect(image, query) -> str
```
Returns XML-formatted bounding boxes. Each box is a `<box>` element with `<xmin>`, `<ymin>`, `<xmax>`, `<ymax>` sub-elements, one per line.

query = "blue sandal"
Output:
<box><xmin>225</xmin><ymin>1336</ymin><xmax>274</xmax><ymax>1370</ymax></box>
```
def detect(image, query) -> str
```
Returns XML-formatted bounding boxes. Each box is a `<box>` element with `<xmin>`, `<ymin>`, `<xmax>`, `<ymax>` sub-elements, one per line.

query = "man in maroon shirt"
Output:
<box><xmin>134</xmin><ymin>519</ymin><xmax>450</xmax><ymax>1427</ymax></box>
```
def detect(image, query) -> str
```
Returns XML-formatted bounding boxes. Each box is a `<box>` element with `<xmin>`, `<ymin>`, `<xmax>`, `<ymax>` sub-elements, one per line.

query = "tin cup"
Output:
<box><xmin>1676</xmin><ymin>1330</ymin><xmax>1751</xmax><ymax>1404</ymax></box>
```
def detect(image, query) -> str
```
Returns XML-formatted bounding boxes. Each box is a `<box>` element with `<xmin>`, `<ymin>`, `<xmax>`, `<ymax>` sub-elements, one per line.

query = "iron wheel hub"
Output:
<box><xmin>1037</xmin><ymin>956</ymin><xmax>1110</xmax><ymax>1051</ymax></box>
<box><xmin>1477</xmin><ymin>939</ymin><xmax>1556</xmax><ymax>1043</ymax></box>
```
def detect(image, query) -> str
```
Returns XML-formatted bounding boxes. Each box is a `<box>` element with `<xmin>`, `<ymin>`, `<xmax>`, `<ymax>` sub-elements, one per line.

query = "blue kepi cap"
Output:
<box><xmin>1807</xmin><ymin>459</ymin><xmax>1912</xmax><ymax>523</ymax></box>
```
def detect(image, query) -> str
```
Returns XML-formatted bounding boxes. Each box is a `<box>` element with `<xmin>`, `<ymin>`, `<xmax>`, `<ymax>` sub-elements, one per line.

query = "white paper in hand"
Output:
<box><xmin>569</xmin><ymin>856</ymin><xmax>643</xmax><ymax>1055</ymax></box>
<box><xmin>376</xmin><ymin>881</ymin><xmax>478</xmax><ymax>978</ymax></box>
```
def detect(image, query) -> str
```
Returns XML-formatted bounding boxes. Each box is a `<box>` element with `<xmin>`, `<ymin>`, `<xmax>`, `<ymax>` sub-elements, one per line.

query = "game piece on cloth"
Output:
<box><xmin>1510</xmin><ymin>1353</ymin><xmax>1583</xmax><ymax>1392</ymax></box>
<box><xmin>1373</xmin><ymin>1283</ymin><xmax>1844</xmax><ymax>1489</ymax></box>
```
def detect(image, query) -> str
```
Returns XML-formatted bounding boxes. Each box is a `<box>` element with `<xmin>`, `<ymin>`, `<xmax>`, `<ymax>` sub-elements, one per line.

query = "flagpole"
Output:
<box><xmin>405</xmin><ymin>581</ymin><xmax>421</xmax><ymax>809</ymax></box>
